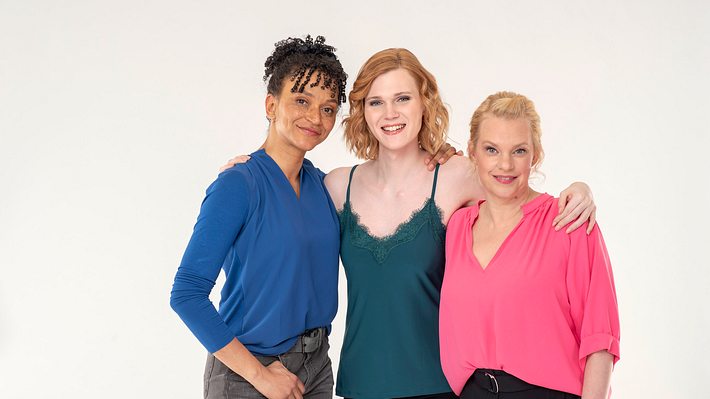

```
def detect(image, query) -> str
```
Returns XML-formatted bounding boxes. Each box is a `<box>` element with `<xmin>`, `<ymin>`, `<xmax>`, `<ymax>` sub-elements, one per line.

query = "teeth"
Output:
<box><xmin>382</xmin><ymin>124</ymin><xmax>405</xmax><ymax>132</ymax></box>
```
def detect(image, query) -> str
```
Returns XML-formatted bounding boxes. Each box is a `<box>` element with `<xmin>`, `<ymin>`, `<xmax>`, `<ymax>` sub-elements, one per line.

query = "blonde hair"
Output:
<box><xmin>343</xmin><ymin>48</ymin><xmax>449</xmax><ymax>160</ymax></box>
<box><xmin>469</xmin><ymin>91</ymin><xmax>544</xmax><ymax>170</ymax></box>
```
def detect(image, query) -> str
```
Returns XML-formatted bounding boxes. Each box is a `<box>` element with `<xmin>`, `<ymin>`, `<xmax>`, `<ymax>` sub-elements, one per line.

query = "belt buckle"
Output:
<box><xmin>302</xmin><ymin>328</ymin><xmax>321</xmax><ymax>353</ymax></box>
<box><xmin>484</xmin><ymin>372</ymin><xmax>499</xmax><ymax>394</ymax></box>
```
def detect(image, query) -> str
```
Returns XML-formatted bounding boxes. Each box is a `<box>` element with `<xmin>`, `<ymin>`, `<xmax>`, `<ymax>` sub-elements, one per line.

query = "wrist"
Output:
<box><xmin>244</xmin><ymin>362</ymin><xmax>267</xmax><ymax>386</ymax></box>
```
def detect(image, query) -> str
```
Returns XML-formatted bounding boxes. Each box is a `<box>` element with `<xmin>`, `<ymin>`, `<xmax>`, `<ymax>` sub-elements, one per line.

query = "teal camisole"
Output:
<box><xmin>335</xmin><ymin>164</ymin><xmax>452</xmax><ymax>398</ymax></box>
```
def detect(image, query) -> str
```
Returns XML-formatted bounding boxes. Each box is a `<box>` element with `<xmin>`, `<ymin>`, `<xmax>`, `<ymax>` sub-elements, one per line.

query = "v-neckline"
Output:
<box><xmin>468</xmin><ymin>210</ymin><xmax>525</xmax><ymax>272</ymax></box>
<box><xmin>255</xmin><ymin>149</ymin><xmax>304</xmax><ymax>201</ymax></box>
<box><xmin>467</xmin><ymin>193</ymin><xmax>547</xmax><ymax>272</ymax></box>
<box><xmin>346</xmin><ymin>197</ymin><xmax>437</xmax><ymax>242</ymax></box>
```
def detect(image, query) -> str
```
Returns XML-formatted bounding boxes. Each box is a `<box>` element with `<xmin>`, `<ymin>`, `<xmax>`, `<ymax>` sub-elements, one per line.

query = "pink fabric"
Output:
<box><xmin>439</xmin><ymin>194</ymin><xmax>620</xmax><ymax>396</ymax></box>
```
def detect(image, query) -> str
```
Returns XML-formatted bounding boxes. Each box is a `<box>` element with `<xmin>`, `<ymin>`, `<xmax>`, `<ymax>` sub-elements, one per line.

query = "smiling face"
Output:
<box><xmin>265</xmin><ymin>73</ymin><xmax>339</xmax><ymax>154</ymax></box>
<box><xmin>363</xmin><ymin>68</ymin><xmax>424</xmax><ymax>154</ymax></box>
<box><xmin>469</xmin><ymin>115</ymin><xmax>534</xmax><ymax>202</ymax></box>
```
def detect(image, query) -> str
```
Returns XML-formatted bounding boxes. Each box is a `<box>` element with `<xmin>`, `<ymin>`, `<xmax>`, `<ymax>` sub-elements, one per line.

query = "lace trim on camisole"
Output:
<box><xmin>338</xmin><ymin>164</ymin><xmax>445</xmax><ymax>264</ymax></box>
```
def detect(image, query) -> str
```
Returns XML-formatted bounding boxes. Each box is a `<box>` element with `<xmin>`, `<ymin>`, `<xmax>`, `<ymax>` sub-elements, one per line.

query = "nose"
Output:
<box><xmin>306</xmin><ymin>105</ymin><xmax>322</xmax><ymax>125</ymax></box>
<box><xmin>385</xmin><ymin>103</ymin><xmax>399</xmax><ymax>119</ymax></box>
<box><xmin>497</xmin><ymin>153</ymin><xmax>513</xmax><ymax>171</ymax></box>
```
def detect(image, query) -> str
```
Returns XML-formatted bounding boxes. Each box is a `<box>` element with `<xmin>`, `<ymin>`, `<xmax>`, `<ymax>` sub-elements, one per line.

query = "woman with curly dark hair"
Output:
<box><xmin>170</xmin><ymin>35</ymin><xmax>347</xmax><ymax>399</ymax></box>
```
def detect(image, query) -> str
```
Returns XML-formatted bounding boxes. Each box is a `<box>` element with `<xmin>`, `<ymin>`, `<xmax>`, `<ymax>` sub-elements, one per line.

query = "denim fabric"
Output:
<box><xmin>204</xmin><ymin>335</ymin><xmax>333</xmax><ymax>399</ymax></box>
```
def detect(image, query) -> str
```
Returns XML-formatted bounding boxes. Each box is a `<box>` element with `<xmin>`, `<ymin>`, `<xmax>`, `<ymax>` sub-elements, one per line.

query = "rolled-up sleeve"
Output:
<box><xmin>170</xmin><ymin>169</ymin><xmax>251</xmax><ymax>353</ymax></box>
<box><xmin>566</xmin><ymin>224</ymin><xmax>621</xmax><ymax>369</ymax></box>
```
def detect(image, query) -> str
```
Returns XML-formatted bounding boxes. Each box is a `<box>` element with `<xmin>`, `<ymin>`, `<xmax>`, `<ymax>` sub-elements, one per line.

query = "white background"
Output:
<box><xmin>1</xmin><ymin>1</ymin><xmax>708</xmax><ymax>397</ymax></box>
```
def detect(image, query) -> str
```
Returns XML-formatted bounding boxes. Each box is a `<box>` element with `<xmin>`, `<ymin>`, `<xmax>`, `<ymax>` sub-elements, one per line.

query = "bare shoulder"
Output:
<box><xmin>441</xmin><ymin>155</ymin><xmax>472</xmax><ymax>170</ymax></box>
<box><xmin>324</xmin><ymin>166</ymin><xmax>354</xmax><ymax>210</ymax></box>
<box><xmin>437</xmin><ymin>156</ymin><xmax>476</xmax><ymax>187</ymax></box>
<box><xmin>434</xmin><ymin>156</ymin><xmax>483</xmax><ymax>220</ymax></box>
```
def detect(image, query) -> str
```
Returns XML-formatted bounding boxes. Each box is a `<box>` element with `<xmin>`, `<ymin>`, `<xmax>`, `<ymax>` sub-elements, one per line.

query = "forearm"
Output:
<box><xmin>582</xmin><ymin>350</ymin><xmax>614</xmax><ymax>399</ymax></box>
<box><xmin>213</xmin><ymin>338</ymin><xmax>267</xmax><ymax>385</ymax></box>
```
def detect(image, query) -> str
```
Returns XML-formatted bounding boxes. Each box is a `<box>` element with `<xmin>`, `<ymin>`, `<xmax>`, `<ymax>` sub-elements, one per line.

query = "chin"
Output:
<box><xmin>299</xmin><ymin>140</ymin><xmax>324</xmax><ymax>152</ymax></box>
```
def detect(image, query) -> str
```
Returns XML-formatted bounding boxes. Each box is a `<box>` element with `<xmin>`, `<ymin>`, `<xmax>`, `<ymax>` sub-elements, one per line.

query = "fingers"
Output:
<box><xmin>445</xmin><ymin>146</ymin><xmax>456</xmax><ymax>159</ymax></box>
<box><xmin>424</xmin><ymin>144</ymin><xmax>462</xmax><ymax>170</ymax></box>
<box><xmin>218</xmin><ymin>155</ymin><xmax>251</xmax><ymax>173</ymax></box>
<box><xmin>272</xmin><ymin>361</ymin><xmax>304</xmax><ymax>398</ymax></box>
<box><xmin>423</xmin><ymin>156</ymin><xmax>436</xmax><ymax>171</ymax></box>
<box><xmin>553</xmin><ymin>193</ymin><xmax>573</xmax><ymax>227</ymax></box>
<box><xmin>586</xmin><ymin>206</ymin><xmax>597</xmax><ymax>235</ymax></box>
<box><xmin>434</xmin><ymin>145</ymin><xmax>458</xmax><ymax>166</ymax></box>
<box><xmin>296</xmin><ymin>377</ymin><xmax>305</xmax><ymax>394</ymax></box>
<box><xmin>565</xmin><ymin>204</ymin><xmax>592</xmax><ymax>233</ymax></box>
<box><xmin>288</xmin><ymin>370</ymin><xmax>304</xmax><ymax>399</ymax></box>
<box><xmin>555</xmin><ymin>199</ymin><xmax>587</xmax><ymax>231</ymax></box>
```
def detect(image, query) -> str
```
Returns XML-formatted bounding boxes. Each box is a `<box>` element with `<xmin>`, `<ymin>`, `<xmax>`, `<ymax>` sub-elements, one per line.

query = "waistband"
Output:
<box><xmin>284</xmin><ymin>327</ymin><xmax>327</xmax><ymax>354</ymax></box>
<box><xmin>471</xmin><ymin>369</ymin><xmax>535</xmax><ymax>394</ymax></box>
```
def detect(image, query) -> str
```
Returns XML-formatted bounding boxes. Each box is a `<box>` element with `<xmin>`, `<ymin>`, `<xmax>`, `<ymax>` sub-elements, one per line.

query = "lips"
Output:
<box><xmin>298</xmin><ymin>126</ymin><xmax>321</xmax><ymax>136</ymax></box>
<box><xmin>381</xmin><ymin>123</ymin><xmax>405</xmax><ymax>135</ymax></box>
<box><xmin>494</xmin><ymin>175</ymin><xmax>517</xmax><ymax>184</ymax></box>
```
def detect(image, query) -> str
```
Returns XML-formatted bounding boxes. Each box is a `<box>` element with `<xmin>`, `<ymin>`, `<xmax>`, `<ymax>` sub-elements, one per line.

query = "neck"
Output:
<box><xmin>481</xmin><ymin>188</ymin><xmax>538</xmax><ymax>227</ymax></box>
<box><xmin>262</xmin><ymin>133</ymin><xmax>305</xmax><ymax>183</ymax></box>
<box><xmin>371</xmin><ymin>143</ymin><xmax>428</xmax><ymax>187</ymax></box>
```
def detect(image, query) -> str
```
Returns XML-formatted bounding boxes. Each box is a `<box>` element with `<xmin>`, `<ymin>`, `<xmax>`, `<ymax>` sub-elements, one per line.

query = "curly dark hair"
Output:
<box><xmin>263</xmin><ymin>35</ymin><xmax>347</xmax><ymax>105</ymax></box>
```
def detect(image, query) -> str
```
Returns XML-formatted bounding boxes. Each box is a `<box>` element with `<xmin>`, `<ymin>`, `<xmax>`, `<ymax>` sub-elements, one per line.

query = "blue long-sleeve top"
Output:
<box><xmin>170</xmin><ymin>149</ymin><xmax>340</xmax><ymax>355</ymax></box>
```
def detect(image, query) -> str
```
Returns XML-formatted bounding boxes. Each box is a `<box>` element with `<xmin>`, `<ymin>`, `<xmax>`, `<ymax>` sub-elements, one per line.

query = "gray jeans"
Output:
<box><xmin>204</xmin><ymin>330</ymin><xmax>333</xmax><ymax>399</ymax></box>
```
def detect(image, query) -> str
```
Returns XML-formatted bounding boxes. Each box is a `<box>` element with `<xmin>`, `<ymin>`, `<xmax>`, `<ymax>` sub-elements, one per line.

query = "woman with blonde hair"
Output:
<box><xmin>439</xmin><ymin>92</ymin><xmax>619</xmax><ymax>399</ymax></box>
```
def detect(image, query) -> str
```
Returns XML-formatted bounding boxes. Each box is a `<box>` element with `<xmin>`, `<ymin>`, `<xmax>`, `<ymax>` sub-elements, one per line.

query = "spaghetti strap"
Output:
<box><xmin>430</xmin><ymin>163</ymin><xmax>440</xmax><ymax>199</ymax></box>
<box><xmin>346</xmin><ymin>165</ymin><xmax>359</xmax><ymax>204</ymax></box>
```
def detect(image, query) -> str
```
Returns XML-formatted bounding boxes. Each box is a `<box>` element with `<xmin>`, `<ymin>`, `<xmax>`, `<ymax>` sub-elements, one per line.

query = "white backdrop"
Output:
<box><xmin>1</xmin><ymin>1</ymin><xmax>708</xmax><ymax>397</ymax></box>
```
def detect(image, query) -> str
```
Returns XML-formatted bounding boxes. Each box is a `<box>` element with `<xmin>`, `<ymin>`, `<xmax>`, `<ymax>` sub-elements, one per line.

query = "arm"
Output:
<box><xmin>170</xmin><ymin>170</ymin><xmax>303</xmax><ymax>399</ymax></box>
<box><xmin>567</xmin><ymin>225</ymin><xmax>621</xmax><ymax>394</ymax></box>
<box><xmin>582</xmin><ymin>350</ymin><xmax>614</xmax><ymax>399</ymax></box>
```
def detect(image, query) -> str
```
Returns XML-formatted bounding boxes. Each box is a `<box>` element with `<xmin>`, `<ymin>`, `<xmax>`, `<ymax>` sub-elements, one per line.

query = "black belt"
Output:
<box><xmin>472</xmin><ymin>369</ymin><xmax>535</xmax><ymax>394</ymax></box>
<box><xmin>285</xmin><ymin>327</ymin><xmax>326</xmax><ymax>354</ymax></box>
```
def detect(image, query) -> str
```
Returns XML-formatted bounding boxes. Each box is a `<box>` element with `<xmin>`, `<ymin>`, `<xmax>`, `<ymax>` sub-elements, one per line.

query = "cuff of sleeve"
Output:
<box><xmin>579</xmin><ymin>333</ymin><xmax>620</xmax><ymax>365</ymax></box>
<box><xmin>205</xmin><ymin>332</ymin><xmax>237</xmax><ymax>354</ymax></box>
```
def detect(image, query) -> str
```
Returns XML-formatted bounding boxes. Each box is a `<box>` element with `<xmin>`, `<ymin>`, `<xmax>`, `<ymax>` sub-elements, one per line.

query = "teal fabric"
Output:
<box><xmin>335</xmin><ymin>164</ymin><xmax>452</xmax><ymax>398</ymax></box>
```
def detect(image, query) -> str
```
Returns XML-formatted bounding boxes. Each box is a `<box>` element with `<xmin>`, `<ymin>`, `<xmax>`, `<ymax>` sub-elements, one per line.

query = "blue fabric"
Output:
<box><xmin>170</xmin><ymin>149</ymin><xmax>340</xmax><ymax>355</ymax></box>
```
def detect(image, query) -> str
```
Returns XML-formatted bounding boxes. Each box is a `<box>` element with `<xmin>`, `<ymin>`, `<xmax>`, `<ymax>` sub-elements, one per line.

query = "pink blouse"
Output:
<box><xmin>439</xmin><ymin>194</ymin><xmax>620</xmax><ymax>396</ymax></box>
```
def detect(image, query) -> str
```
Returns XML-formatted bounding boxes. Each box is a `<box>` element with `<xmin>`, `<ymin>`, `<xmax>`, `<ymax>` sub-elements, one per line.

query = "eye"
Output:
<box><xmin>322</xmin><ymin>107</ymin><xmax>335</xmax><ymax>115</ymax></box>
<box><xmin>513</xmin><ymin>148</ymin><xmax>528</xmax><ymax>155</ymax></box>
<box><xmin>396</xmin><ymin>95</ymin><xmax>411</xmax><ymax>102</ymax></box>
<box><xmin>485</xmin><ymin>146</ymin><xmax>498</xmax><ymax>154</ymax></box>
<box><xmin>367</xmin><ymin>99</ymin><xmax>382</xmax><ymax>107</ymax></box>
<box><xmin>296</xmin><ymin>98</ymin><xmax>308</xmax><ymax>106</ymax></box>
